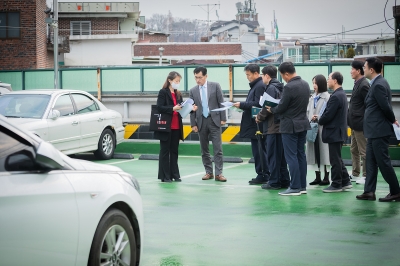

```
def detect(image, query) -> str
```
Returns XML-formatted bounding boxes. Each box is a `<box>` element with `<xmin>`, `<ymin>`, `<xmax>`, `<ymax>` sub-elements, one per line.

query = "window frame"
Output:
<box><xmin>0</xmin><ymin>11</ymin><xmax>21</xmax><ymax>39</ymax></box>
<box><xmin>70</xmin><ymin>21</ymin><xmax>91</xmax><ymax>36</ymax></box>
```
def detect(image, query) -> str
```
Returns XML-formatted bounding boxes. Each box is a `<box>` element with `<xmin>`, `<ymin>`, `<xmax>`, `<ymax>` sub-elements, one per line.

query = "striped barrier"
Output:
<box><xmin>124</xmin><ymin>124</ymin><xmax>400</xmax><ymax>145</ymax></box>
<box><xmin>124</xmin><ymin>124</ymin><xmax>242</xmax><ymax>142</ymax></box>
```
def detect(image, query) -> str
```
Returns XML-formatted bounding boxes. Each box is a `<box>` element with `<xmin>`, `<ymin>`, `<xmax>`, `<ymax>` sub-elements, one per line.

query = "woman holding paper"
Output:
<box><xmin>306</xmin><ymin>74</ymin><xmax>331</xmax><ymax>186</ymax></box>
<box><xmin>154</xmin><ymin>71</ymin><xmax>197</xmax><ymax>183</ymax></box>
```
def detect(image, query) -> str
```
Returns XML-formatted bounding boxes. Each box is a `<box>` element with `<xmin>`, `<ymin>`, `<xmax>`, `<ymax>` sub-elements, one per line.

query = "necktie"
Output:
<box><xmin>201</xmin><ymin>86</ymin><xmax>209</xmax><ymax>118</ymax></box>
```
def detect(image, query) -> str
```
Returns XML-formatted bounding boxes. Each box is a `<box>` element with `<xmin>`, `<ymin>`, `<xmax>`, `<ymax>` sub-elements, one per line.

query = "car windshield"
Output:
<box><xmin>0</xmin><ymin>94</ymin><xmax>51</xmax><ymax>119</ymax></box>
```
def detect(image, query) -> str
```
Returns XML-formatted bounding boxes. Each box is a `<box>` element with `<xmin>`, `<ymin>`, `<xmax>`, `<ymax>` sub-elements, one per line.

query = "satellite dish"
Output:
<box><xmin>239</xmin><ymin>24</ymin><xmax>248</xmax><ymax>34</ymax></box>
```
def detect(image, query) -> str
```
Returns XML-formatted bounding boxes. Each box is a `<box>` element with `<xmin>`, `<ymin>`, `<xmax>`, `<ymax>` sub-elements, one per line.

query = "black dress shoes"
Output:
<box><xmin>378</xmin><ymin>193</ymin><xmax>400</xmax><ymax>202</ymax></box>
<box><xmin>174</xmin><ymin>178</ymin><xmax>182</xmax><ymax>182</ymax></box>
<box><xmin>356</xmin><ymin>192</ymin><xmax>376</xmax><ymax>201</ymax></box>
<box><xmin>161</xmin><ymin>179</ymin><xmax>172</xmax><ymax>183</ymax></box>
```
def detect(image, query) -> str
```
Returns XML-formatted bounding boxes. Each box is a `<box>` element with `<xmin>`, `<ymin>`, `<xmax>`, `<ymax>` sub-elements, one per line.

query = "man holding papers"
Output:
<box><xmin>256</xmin><ymin>65</ymin><xmax>290</xmax><ymax>190</ymax></box>
<box><xmin>190</xmin><ymin>67</ymin><xmax>227</xmax><ymax>182</ymax></box>
<box><xmin>356</xmin><ymin>57</ymin><xmax>400</xmax><ymax>202</ymax></box>
<box><xmin>233</xmin><ymin>64</ymin><xmax>269</xmax><ymax>185</ymax></box>
<box><xmin>266</xmin><ymin>62</ymin><xmax>310</xmax><ymax>196</ymax></box>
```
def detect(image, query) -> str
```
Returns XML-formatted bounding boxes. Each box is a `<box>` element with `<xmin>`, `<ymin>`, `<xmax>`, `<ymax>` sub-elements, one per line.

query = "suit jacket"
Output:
<box><xmin>189</xmin><ymin>81</ymin><xmax>226</xmax><ymax>131</ymax></box>
<box><xmin>257</xmin><ymin>78</ymin><xmax>283</xmax><ymax>135</ymax></box>
<box><xmin>239</xmin><ymin>77</ymin><xmax>265</xmax><ymax>139</ymax></box>
<box><xmin>363</xmin><ymin>75</ymin><xmax>395</xmax><ymax>139</ymax></box>
<box><xmin>319</xmin><ymin>87</ymin><xmax>348</xmax><ymax>143</ymax></box>
<box><xmin>271</xmin><ymin>76</ymin><xmax>310</xmax><ymax>134</ymax></box>
<box><xmin>153</xmin><ymin>88</ymin><xmax>184</xmax><ymax>141</ymax></box>
<box><xmin>347</xmin><ymin>77</ymin><xmax>369</xmax><ymax>131</ymax></box>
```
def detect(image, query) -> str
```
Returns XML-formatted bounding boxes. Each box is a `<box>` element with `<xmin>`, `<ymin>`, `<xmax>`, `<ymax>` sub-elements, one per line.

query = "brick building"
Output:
<box><xmin>136</xmin><ymin>30</ymin><xmax>169</xmax><ymax>43</ymax></box>
<box><xmin>0</xmin><ymin>0</ymin><xmax>53</xmax><ymax>70</ymax></box>
<box><xmin>56</xmin><ymin>1</ymin><xmax>142</xmax><ymax>66</ymax></box>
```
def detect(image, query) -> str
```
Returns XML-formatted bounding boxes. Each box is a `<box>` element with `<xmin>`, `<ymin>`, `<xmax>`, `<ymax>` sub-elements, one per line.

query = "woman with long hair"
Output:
<box><xmin>154</xmin><ymin>71</ymin><xmax>197</xmax><ymax>182</ymax></box>
<box><xmin>306</xmin><ymin>74</ymin><xmax>331</xmax><ymax>185</ymax></box>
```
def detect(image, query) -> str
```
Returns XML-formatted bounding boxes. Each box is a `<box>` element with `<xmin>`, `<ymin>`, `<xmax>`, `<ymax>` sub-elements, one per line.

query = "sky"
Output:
<box><xmin>138</xmin><ymin>0</ymin><xmax>398</xmax><ymax>40</ymax></box>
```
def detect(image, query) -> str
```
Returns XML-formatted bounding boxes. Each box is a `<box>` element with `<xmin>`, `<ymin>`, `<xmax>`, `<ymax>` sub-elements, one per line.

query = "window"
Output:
<box><xmin>0</xmin><ymin>12</ymin><xmax>20</xmax><ymax>39</ymax></box>
<box><xmin>72</xmin><ymin>94</ymin><xmax>99</xmax><ymax>114</ymax></box>
<box><xmin>53</xmin><ymin>95</ymin><xmax>75</xmax><ymax>116</ymax></box>
<box><xmin>70</xmin><ymin>21</ymin><xmax>91</xmax><ymax>36</ymax></box>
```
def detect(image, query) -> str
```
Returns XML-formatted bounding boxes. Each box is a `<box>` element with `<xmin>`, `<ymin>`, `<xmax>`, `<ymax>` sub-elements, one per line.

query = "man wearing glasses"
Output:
<box><xmin>190</xmin><ymin>66</ymin><xmax>227</xmax><ymax>182</ymax></box>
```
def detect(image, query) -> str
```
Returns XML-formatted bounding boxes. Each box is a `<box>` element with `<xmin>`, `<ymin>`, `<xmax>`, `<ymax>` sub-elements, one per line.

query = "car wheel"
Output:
<box><xmin>94</xmin><ymin>129</ymin><xmax>115</xmax><ymax>160</ymax></box>
<box><xmin>88</xmin><ymin>209</ymin><xmax>137</xmax><ymax>266</ymax></box>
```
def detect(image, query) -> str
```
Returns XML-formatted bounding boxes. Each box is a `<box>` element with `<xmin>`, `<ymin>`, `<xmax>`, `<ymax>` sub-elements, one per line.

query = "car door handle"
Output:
<box><xmin>72</xmin><ymin>121</ymin><xmax>79</xmax><ymax>125</ymax></box>
<box><xmin>98</xmin><ymin>118</ymin><xmax>104</xmax><ymax>122</ymax></box>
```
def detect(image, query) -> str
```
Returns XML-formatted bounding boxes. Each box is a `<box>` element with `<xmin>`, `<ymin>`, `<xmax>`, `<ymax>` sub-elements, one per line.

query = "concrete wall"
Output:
<box><xmin>64</xmin><ymin>36</ymin><xmax>133</xmax><ymax>66</ymax></box>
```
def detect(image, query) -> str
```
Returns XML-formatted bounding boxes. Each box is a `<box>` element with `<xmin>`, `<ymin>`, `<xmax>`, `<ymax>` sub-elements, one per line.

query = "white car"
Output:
<box><xmin>0</xmin><ymin>114</ymin><xmax>143</xmax><ymax>266</ymax></box>
<box><xmin>0</xmin><ymin>89</ymin><xmax>125</xmax><ymax>159</ymax></box>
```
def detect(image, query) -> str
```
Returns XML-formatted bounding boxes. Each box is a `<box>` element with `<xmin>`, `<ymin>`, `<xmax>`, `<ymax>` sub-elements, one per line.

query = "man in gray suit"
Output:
<box><xmin>190</xmin><ymin>67</ymin><xmax>227</xmax><ymax>182</ymax></box>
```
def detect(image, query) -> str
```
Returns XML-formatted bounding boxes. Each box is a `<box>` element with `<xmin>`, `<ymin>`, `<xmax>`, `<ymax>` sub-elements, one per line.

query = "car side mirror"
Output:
<box><xmin>5</xmin><ymin>150</ymin><xmax>36</xmax><ymax>171</ymax></box>
<box><xmin>48</xmin><ymin>109</ymin><xmax>61</xmax><ymax>120</ymax></box>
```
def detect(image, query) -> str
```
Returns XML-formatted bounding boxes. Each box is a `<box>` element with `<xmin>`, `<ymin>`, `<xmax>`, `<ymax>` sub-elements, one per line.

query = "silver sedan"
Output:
<box><xmin>0</xmin><ymin>89</ymin><xmax>125</xmax><ymax>159</ymax></box>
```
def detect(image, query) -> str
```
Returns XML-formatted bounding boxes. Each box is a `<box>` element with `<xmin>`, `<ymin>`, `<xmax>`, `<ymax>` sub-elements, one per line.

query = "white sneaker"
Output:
<box><xmin>356</xmin><ymin>177</ymin><xmax>366</xmax><ymax>185</ymax></box>
<box><xmin>349</xmin><ymin>174</ymin><xmax>359</xmax><ymax>182</ymax></box>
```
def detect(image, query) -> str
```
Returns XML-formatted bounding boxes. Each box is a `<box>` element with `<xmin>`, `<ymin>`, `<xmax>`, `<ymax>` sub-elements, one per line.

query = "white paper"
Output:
<box><xmin>211</xmin><ymin>102</ymin><xmax>243</xmax><ymax>112</ymax></box>
<box><xmin>177</xmin><ymin>98</ymin><xmax>194</xmax><ymax>118</ymax></box>
<box><xmin>393</xmin><ymin>124</ymin><xmax>400</xmax><ymax>140</ymax></box>
<box><xmin>259</xmin><ymin>92</ymin><xmax>280</xmax><ymax>107</ymax></box>
<box><xmin>180</xmin><ymin>98</ymin><xmax>194</xmax><ymax>107</ymax></box>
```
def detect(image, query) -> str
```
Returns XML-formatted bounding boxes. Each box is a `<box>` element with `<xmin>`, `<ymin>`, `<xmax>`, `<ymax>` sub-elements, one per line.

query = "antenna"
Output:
<box><xmin>216</xmin><ymin>10</ymin><xmax>219</xmax><ymax>21</ymax></box>
<box><xmin>192</xmin><ymin>3</ymin><xmax>220</xmax><ymax>38</ymax></box>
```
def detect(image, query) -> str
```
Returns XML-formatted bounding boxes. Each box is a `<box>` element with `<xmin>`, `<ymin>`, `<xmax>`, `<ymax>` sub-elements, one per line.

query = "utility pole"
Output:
<box><xmin>192</xmin><ymin>3</ymin><xmax>220</xmax><ymax>40</ymax></box>
<box><xmin>53</xmin><ymin>0</ymin><xmax>59</xmax><ymax>89</ymax></box>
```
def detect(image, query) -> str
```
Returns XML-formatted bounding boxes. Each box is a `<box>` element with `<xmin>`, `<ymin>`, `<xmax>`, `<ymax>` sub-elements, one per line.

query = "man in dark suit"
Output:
<box><xmin>319</xmin><ymin>72</ymin><xmax>352</xmax><ymax>193</ymax></box>
<box><xmin>190</xmin><ymin>66</ymin><xmax>227</xmax><ymax>182</ymax></box>
<box><xmin>266</xmin><ymin>62</ymin><xmax>310</xmax><ymax>196</ymax></box>
<box><xmin>356</xmin><ymin>57</ymin><xmax>400</xmax><ymax>202</ymax></box>
<box><xmin>348</xmin><ymin>61</ymin><xmax>370</xmax><ymax>185</ymax></box>
<box><xmin>233</xmin><ymin>64</ymin><xmax>269</xmax><ymax>185</ymax></box>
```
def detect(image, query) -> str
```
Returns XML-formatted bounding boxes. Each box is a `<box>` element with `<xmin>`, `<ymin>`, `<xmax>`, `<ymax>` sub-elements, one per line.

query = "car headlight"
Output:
<box><xmin>119</xmin><ymin>172</ymin><xmax>140</xmax><ymax>194</ymax></box>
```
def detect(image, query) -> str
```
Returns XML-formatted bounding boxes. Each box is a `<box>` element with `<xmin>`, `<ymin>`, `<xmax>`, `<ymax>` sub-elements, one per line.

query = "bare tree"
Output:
<box><xmin>146</xmin><ymin>12</ymin><xmax>208</xmax><ymax>42</ymax></box>
<box><xmin>146</xmin><ymin>13</ymin><xmax>168</xmax><ymax>32</ymax></box>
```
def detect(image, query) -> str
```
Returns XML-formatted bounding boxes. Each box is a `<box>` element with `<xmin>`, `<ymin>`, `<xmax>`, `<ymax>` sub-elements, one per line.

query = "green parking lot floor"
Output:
<box><xmin>97</xmin><ymin>155</ymin><xmax>400</xmax><ymax>266</ymax></box>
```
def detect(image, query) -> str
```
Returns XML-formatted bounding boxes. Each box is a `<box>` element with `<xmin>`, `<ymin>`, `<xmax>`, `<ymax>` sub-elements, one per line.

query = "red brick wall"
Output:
<box><xmin>0</xmin><ymin>0</ymin><xmax>50</xmax><ymax>70</ymax></box>
<box><xmin>58</xmin><ymin>17</ymin><xmax>119</xmax><ymax>36</ymax></box>
<box><xmin>36</xmin><ymin>0</ymin><xmax>52</xmax><ymax>68</ymax></box>
<box><xmin>134</xmin><ymin>43</ymin><xmax>242</xmax><ymax>56</ymax></box>
<box><xmin>141</xmin><ymin>33</ymin><xmax>168</xmax><ymax>43</ymax></box>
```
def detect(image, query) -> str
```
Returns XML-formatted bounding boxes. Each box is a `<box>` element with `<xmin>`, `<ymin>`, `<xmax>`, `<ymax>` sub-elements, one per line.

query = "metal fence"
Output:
<box><xmin>1</xmin><ymin>63</ymin><xmax>399</xmax><ymax>94</ymax></box>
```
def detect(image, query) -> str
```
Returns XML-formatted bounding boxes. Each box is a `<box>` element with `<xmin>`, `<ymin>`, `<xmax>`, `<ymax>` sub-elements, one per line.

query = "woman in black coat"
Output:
<box><xmin>154</xmin><ymin>71</ymin><xmax>196</xmax><ymax>182</ymax></box>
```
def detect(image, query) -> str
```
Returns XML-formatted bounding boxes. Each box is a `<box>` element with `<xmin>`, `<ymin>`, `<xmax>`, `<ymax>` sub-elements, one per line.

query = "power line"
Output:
<box><xmin>304</xmin><ymin>18</ymin><xmax>395</xmax><ymax>40</ymax></box>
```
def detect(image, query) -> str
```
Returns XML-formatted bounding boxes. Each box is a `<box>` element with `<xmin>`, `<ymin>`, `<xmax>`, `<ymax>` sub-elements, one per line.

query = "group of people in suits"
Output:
<box><xmin>152</xmin><ymin>58</ymin><xmax>400</xmax><ymax>202</ymax></box>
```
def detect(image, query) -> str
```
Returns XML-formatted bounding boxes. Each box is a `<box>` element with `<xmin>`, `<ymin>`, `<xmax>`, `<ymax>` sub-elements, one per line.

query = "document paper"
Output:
<box><xmin>177</xmin><ymin>98</ymin><xmax>194</xmax><ymax>118</ymax></box>
<box><xmin>259</xmin><ymin>92</ymin><xmax>280</xmax><ymax>107</ymax></box>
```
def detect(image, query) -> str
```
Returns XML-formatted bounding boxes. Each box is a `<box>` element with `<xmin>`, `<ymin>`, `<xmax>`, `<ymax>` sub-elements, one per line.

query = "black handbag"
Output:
<box><xmin>149</xmin><ymin>105</ymin><xmax>171</xmax><ymax>132</ymax></box>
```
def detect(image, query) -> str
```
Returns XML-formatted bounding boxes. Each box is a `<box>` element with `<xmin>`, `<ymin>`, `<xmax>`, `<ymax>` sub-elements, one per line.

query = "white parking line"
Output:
<box><xmin>107</xmin><ymin>158</ymin><xmax>139</xmax><ymax>165</ymax></box>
